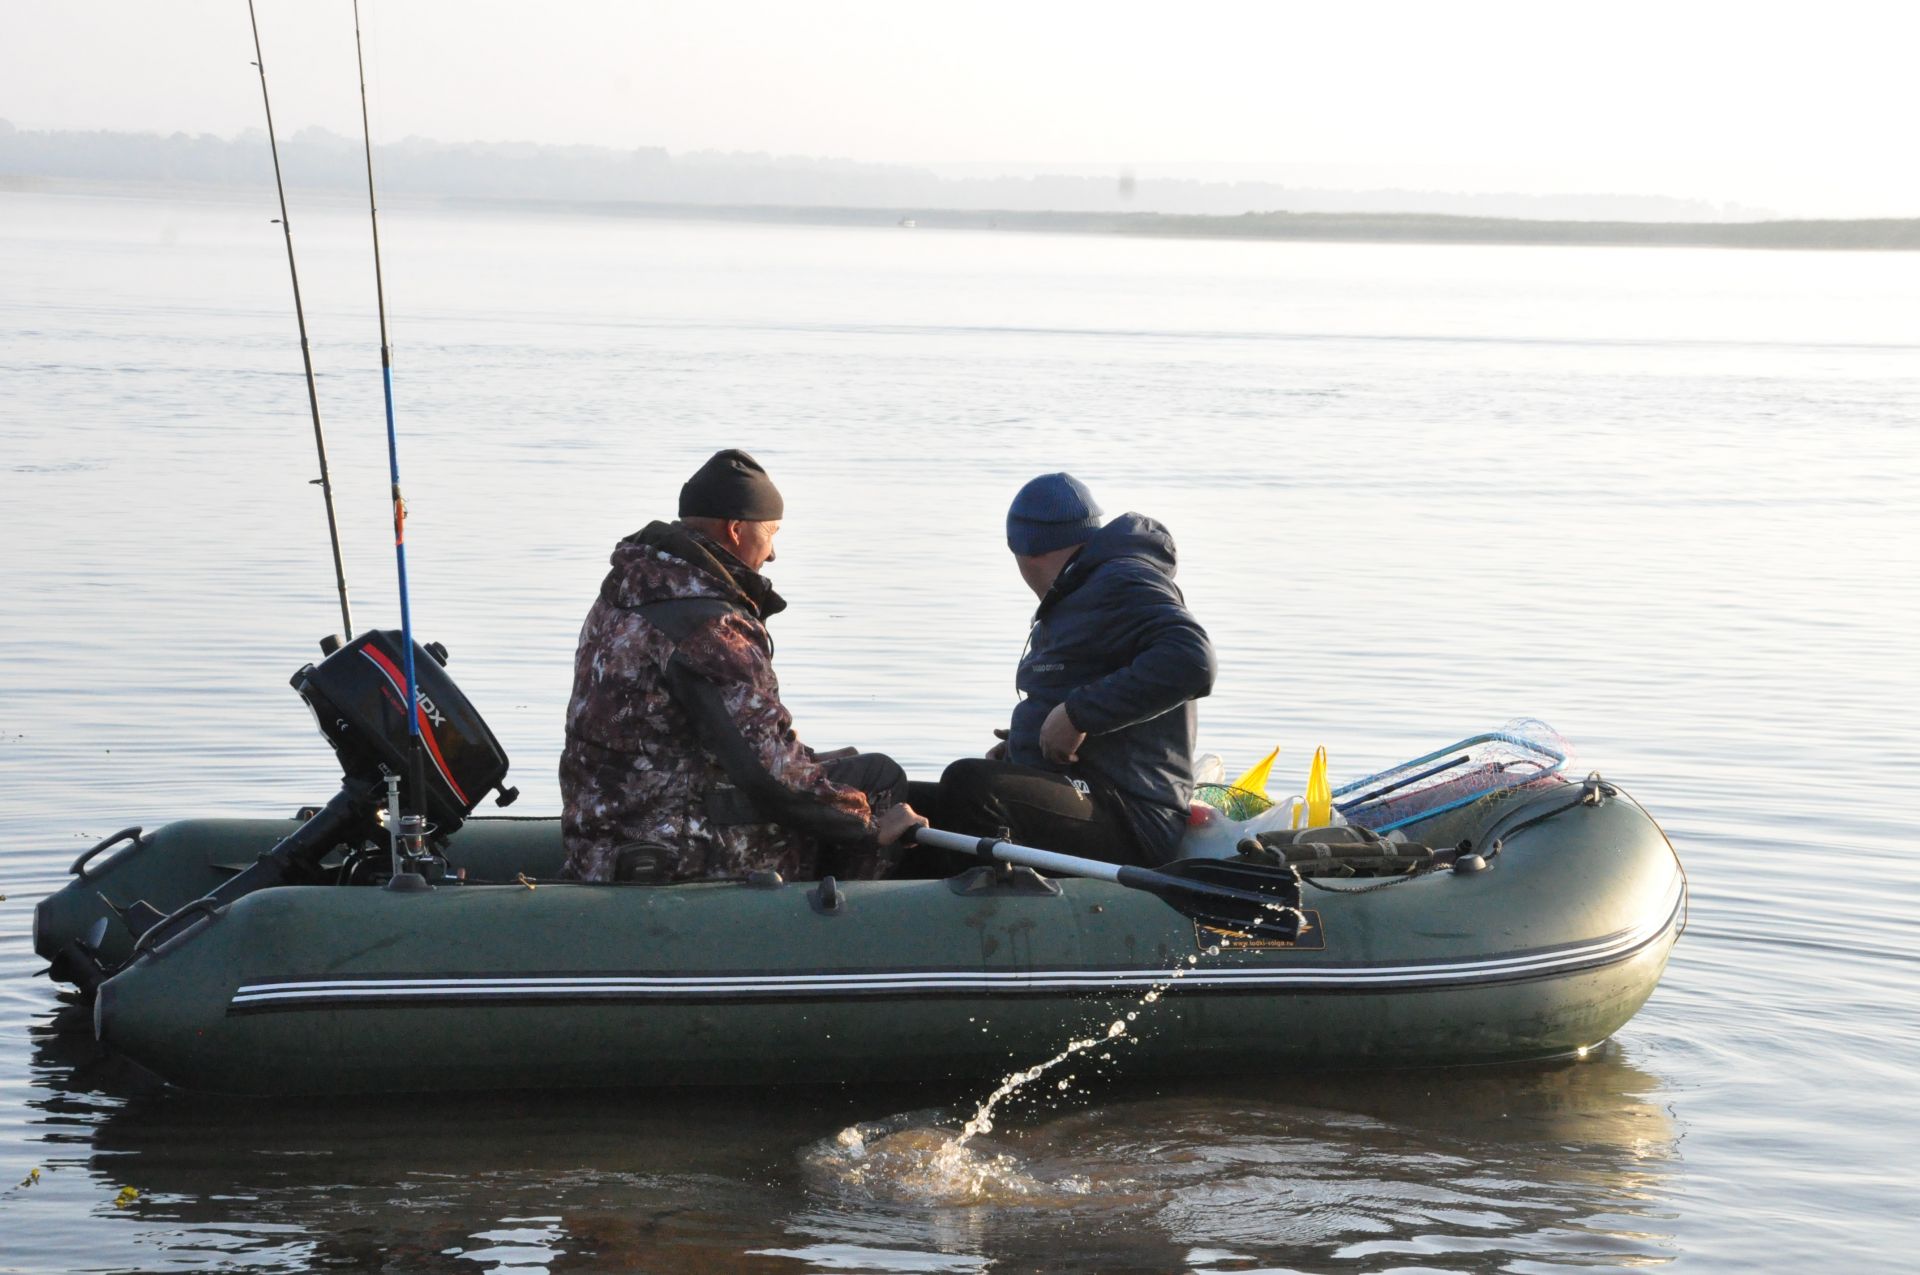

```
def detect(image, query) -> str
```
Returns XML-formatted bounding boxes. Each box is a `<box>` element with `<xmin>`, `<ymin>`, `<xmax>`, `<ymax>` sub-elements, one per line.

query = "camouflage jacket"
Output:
<box><xmin>559</xmin><ymin>521</ymin><xmax>881</xmax><ymax>883</ymax></box>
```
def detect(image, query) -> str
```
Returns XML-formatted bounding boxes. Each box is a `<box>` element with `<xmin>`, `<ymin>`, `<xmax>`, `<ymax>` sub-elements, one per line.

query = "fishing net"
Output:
<box><xmin>1335</xmin><ymin>719</ymin><xmax>1574</xmax><ymax>834</ymax></box>
<box><xmin>1192</xmin><ymin>783</ymin><xmax>1274</xmax><ymax>821</ymax></box>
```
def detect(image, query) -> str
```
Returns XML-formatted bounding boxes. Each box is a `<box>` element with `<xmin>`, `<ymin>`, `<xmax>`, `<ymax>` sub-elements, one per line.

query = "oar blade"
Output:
<box><xmin>1161</xmin><ymin>856</ymin><xmax>1301</xmax><ymax>897</ymax></box>
<box><xmin>1128</xmin><ymin>857</ymin><xmax>1304</xmax><ymax>942</ymax></box>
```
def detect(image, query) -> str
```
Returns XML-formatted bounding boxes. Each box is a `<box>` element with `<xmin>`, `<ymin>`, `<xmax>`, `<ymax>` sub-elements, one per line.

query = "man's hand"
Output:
<box><xmin>875</xmin><ymin>802</ymin><xmax>930</xmax><ymax>847</ymax></box>
<box><xmin>986</xmin><ymin>727</ymin><xmax>1009</xmax><ymax>761</ymax></box>
<box><xmin>1039</xmin><ymin>702</ymin><xmax>1086</xmax><ymax>765</ymax></box>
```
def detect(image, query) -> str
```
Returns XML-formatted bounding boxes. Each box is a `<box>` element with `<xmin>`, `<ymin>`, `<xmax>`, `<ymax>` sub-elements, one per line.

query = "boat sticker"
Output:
<box><xmin>1196</xmin><ymin>910</ymin><xmax>1325</xmax><ymax>952</ymax></box>
<box><xmin>361</xmin><ymin>645</ymin><xmax>469</xmax><ymax>805</ymax></box>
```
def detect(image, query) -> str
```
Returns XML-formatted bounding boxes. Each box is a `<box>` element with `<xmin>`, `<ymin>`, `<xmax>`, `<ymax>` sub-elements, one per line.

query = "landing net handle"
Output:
<box><xmin>1334</xmin><ymin>729</ymin><xmax>1569</xmax><ymax>833</ymax></box>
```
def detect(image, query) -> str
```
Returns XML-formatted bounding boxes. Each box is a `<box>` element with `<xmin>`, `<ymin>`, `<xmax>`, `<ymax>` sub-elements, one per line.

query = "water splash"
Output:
<box><xmin>949</xmin><ymin>883</ymin><xmax>1312</xmax><ymax>1138</ymax></box>
<box><xmin>810</xmin><ymin>1116</ymin><xmax>1091</xmax><ymax>1206</ymax></box>
<box><xmin>810</xmin><ymin>947</ymin><xmax>1220</xmax><ymax>1203</ymax></box>
<box><xmin>820</xmin><ymin>906</ymin><xmax>1305</xmax><ymax>1198</ymax></box>
<box><xmin>955</xmin><ymin>941</ymin><xmax>1233</xmax><ymax>1146</ymax></box>
<box><xmin>956</xmin><ymin>1019</ymin><xmax>1131</xmax><ymax>1145</ymax></box>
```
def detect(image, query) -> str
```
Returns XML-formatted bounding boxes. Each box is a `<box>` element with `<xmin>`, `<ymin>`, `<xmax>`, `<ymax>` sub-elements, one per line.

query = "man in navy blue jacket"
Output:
<box><xmin>919</xmin><ymin>473</ymin><xmax>1216</xmax><ymax>867</ymax></box>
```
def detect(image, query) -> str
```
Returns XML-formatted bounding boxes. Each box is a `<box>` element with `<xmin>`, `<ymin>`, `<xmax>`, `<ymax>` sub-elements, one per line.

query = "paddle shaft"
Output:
<box><xmin>910</xmin><ymin>826</ymin><xmax>1303</xmax><ymax>940</ymax></box>
<box><xmin>912</xmin><ymin>826</ymin><xmax>1122</xmax><ymax>883</ymax></box>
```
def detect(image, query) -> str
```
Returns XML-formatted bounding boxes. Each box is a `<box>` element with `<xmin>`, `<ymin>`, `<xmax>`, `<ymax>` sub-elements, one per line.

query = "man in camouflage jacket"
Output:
<box><xmin>559</xmin><ymin>450</ymin><xmax>923</xmax><ymax>883</ymax></box>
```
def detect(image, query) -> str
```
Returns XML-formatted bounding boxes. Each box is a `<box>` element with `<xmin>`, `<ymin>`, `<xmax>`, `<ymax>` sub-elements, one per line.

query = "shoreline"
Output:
<box><xmin>8</xmin><ymin>175</ymin><xmax>1917</xmax><ymax>252</ymax></box>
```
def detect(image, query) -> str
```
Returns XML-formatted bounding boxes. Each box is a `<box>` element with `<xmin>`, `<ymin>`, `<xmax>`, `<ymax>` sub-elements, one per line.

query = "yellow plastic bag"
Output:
<box><xmin>1301</xmin><ymin>745</ymin><xmax>1333</xmax><ymax>828</ymax></box>
<box><xmin>1231</xmin><ymin>747</ymin><xmax>1279</xmax><ymax>800</ymax></box>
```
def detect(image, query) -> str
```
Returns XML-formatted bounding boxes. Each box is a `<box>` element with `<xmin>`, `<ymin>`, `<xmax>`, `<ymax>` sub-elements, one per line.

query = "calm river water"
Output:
<box><xmin>1</xmin><ymin>188</ymin><xmax>1916</xmax><ymax>1272</ymax></box>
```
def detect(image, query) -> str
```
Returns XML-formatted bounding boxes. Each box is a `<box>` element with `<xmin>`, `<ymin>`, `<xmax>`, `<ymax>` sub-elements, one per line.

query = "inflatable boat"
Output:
<box><xmin>33</xmin><ymin>632</ymin><xmax>1685</xmax><ymax>1095</ymax></box>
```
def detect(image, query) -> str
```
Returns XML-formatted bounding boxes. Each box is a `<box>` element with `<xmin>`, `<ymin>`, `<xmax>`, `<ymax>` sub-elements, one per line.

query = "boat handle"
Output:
<box><xmin>70</xmin><ymin>827</ymin><xmax>145</xmax><ymax>879</ymax></box>
<box><xmin>133</xmin><ymin>898</ymin><xmax>222</xmax><ymax>960</ymax></box>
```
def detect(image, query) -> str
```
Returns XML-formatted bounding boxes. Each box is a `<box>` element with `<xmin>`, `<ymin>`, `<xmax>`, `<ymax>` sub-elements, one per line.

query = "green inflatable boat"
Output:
<box><xmin>32</xmin><ymin>632</ymin><xmax>1685</xmax><ymax>1095</ymax></box>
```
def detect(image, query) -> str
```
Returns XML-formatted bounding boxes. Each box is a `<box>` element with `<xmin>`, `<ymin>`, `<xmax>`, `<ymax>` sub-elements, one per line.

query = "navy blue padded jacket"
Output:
<box><xmin>1006</xmin><ymin>512</ymin><xmax>1217</xmax><ymax>863</ymax></box>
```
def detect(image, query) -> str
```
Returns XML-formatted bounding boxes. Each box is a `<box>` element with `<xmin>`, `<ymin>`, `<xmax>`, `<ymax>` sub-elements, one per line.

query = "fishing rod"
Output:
<box><xmin>351</xmin><ymin>0</ymin><xmax>428</xmax><ymax>836</ymax></box>
<box><xmin>247</xmin><ymin>0</ymin><xmax>353</xmax><ymax>639</ymax></box>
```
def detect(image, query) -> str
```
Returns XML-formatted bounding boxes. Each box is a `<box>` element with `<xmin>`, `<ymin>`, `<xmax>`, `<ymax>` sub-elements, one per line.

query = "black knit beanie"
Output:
<box><xmin>678</xmin><ymin>449</ymin><xmax>784</xmax><ymax>521</ymax></box>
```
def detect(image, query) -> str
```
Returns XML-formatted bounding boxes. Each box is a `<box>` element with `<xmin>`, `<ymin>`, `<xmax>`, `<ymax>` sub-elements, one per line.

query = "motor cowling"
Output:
<box><xmin>291</xmin><ymin>630</ymin><xmax>515</xmax><ymax>837</ymax></box>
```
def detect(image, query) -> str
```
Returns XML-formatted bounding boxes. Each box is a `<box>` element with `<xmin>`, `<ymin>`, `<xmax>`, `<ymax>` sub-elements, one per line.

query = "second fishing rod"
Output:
<box><xmin>352</xmin><ymin>0</ymin><xmax>431</xmax><ymax>852</ymax></box>
<box><xmin>247</xmin><ymin>0</ymin><xmax>353</xmax><ymax>639</ymax></box>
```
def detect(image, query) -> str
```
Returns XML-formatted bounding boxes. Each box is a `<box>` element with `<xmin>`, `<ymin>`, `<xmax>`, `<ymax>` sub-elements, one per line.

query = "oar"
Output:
<box><xmin>910</xmin><ymin>827</ymin><xmax>1302</xmax><ymax>941</ymax></box>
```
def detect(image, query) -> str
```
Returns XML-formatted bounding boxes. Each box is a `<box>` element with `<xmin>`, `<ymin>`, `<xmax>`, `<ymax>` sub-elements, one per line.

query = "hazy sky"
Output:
<box><xmin>4</xmin><ymin>0</ymin><xmax>1915</xmax><ymax>217</ymax></box>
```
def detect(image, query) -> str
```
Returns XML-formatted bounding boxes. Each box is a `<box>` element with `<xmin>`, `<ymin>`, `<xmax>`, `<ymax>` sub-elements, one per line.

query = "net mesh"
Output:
<box><xmin>1192</xmin><ymin>783</ymin><xmax>1274</xmax><ymax>821</ymax></box>
<box><xmin>1336</xmin><ymin>719</ymin><xmax>1574</xmax><ymax>833</ymax></box>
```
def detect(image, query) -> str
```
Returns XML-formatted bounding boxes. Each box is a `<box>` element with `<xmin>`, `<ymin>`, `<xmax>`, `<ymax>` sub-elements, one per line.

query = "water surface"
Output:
<box><xmin>2</xmin><ymin>188</ymin><xmax>1917</xmax><ymax>1272</ymax></box>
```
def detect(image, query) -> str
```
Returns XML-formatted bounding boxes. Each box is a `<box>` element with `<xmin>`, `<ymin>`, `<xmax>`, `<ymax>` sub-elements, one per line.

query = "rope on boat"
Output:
<box><xmin>1480</xmin><ymin>773</ymin><xmax>1615</xmax><ymax>855</ymax></box>
<box><xmin>1300</xmin><ymin>869</ymin><xmax>1433</xmax><ymax>895</ymax></box>
<box><xmin>1613</xmin><ymin>780</ymin><xmax>1691</xmax><ymax>937</ymax></box>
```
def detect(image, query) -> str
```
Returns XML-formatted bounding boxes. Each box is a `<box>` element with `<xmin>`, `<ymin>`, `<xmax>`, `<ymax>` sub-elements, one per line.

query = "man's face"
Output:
<box><xmin>732</xmin><ymin>519</ymin><xmax>781</xmax><ymax>571</ymax></box>
<box><xmin>1015</xmin><ymin>551</ymin><xmax>1054</xmax><ymax>599</ymax></box>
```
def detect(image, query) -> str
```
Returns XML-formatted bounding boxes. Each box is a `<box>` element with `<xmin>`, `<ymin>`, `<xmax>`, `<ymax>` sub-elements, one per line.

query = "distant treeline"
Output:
<box><xmin>1</xmin><ymin>118</ymin><xmax>1785</xmax><ymax>223</ymax></box>
<box><xmin>478</xmin><ymin>199</ymin><xmax>1920</xmax><ymax>253</ymax></box>
<box><xmin>1130</xmin><ymin>209</ymin><xmax>1920</xmax><ymax>251</ymax></box>
<box><xmin>4</xmin><ymin>120</ymin><xmax>1915</xmax><ymax>251</ymax></box>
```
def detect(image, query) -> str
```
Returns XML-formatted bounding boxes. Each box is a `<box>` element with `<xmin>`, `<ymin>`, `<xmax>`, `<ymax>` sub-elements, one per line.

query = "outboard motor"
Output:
<box><xmin>294</xmin><ymin>630</ymin><xmax>516</xmax><ymax>839</ymax></box>
<box><xmin>48</xmin><ymin>632</ymin><xmax>517</xmax><ymax>994</ymax></box>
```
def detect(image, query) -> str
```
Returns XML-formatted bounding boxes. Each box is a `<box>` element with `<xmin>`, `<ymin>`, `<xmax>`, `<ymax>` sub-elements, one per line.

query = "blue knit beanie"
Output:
<box><xmin>1006</xmin><ymin>472</ymin><xmax>1103</xmax><ymax>556</ymax></box>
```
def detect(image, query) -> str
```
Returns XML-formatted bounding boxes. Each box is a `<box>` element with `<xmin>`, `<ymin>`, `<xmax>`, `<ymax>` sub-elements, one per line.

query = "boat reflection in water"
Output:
<box><xmin>34</xmin><ymin>1017</ymin><xmax>1677</xmax><ymax>1274</ymax></box>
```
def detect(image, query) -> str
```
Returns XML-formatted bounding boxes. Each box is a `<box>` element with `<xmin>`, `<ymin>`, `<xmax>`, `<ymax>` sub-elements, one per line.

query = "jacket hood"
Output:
<box><xmin>1042</xmin><ymin>512</ymin><xmax>1176</xmax><ymax>612</ymax></box>
<box><xmin>602</xmin><ymin>520</ymin><xmax>786</xmax><ymax>618</ymax></box>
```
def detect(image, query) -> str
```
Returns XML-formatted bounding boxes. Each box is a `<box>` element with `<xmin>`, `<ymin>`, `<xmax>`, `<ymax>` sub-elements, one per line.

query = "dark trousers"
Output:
<box><xmin>910</xmin><ymin>757</ymin><xmax>1146</xmax><ymax>870</ymax></box>
<box><xmin>819</xmin><ymin>750</ymin><xmax>910</xmax><ymax>809</ymax></box>
<box><xmin>816</xmin><ymin>751</ymin><xmax>910</xmax><ymax>880</ymax></box>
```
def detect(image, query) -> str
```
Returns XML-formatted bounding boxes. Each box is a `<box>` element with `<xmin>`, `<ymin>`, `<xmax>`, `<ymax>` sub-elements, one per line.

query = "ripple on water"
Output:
<box><xmin>9</xmin><ymin>460</ymin><xmax>107</xmax><ymax>473</ymax></box>
<box><xmin>807</xmin><ymin>1114</ymin><xmax>1097</xmax><ymax>1209</ymax></box>
<box><xmin>799</xmin><ymin>1051</ymin><xmax>1685</xmax><ymax>1270</ymax></box>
